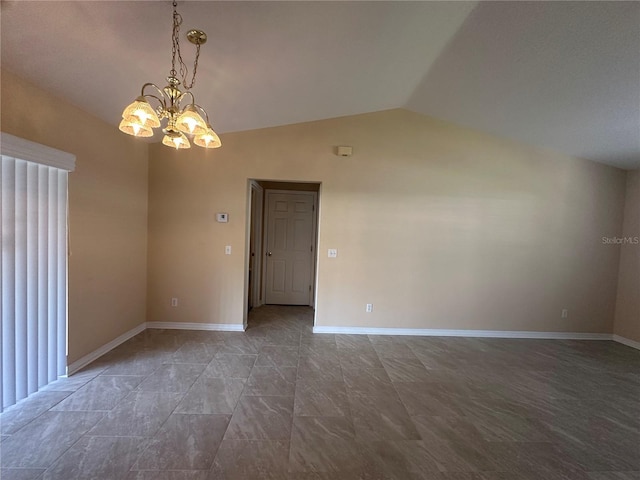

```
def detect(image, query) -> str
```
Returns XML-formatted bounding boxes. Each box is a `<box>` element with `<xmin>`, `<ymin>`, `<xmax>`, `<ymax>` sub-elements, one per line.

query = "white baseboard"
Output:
<box><xmin>67</xmin><ymin>321</ymin><xmax>244</xmax><ymax>375</ymax></box>
<box><xmin>68</xmin><ymin>322</ymin><xmax>633</xmax><ymax>378</ymax></box>
<box><xmin>146</xmin><ymin>321</ymin><xmax>245</xmax><ymax>332</ymax></box>
<box><xmin>613</xmin><ymin>334</ymin><xmax>640</xmax><ymax>351</ymax></box>
<box><xmin>312</xmin><ymin>325</ymin><xmax>613</xmax><ymax>340</ymax></box>
<box><xmin>67</xmin><ymin>322</ymin><xmax>146</xmax><ymax>375</ymax></box>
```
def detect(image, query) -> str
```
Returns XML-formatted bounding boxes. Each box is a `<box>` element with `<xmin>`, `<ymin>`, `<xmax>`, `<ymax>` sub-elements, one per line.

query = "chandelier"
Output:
<box><xmin>119</xmin><ymin>0</ymin><xmax>221</xmax><ymax>150</ymax></box>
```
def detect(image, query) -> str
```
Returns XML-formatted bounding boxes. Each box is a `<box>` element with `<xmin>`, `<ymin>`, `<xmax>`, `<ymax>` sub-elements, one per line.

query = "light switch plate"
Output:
<box><xmin>328</xmin><ymin>249</ymin><xmax>338</xmax><ymax>258</ymax></box>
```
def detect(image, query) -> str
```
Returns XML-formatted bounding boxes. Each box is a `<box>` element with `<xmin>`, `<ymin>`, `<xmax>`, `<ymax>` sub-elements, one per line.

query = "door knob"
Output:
<box><xmin>267</xmin><ymin>252</ymin><xmax>272</xmax><ymax>256</ymax></box>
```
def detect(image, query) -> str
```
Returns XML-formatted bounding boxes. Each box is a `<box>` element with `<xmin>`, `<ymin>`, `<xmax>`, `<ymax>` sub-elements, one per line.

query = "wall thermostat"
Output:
<box><xmin>216</xmin><ymin>213</ymin><xmax>229</xmax><ymax>223</ymax></box>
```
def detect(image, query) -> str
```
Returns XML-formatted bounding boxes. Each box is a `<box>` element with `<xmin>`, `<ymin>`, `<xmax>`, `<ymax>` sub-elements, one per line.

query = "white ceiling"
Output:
<box><xmin>2</xmin><ymin>1</ymin><xmax>639</xmax><ymax>170</ymax></box>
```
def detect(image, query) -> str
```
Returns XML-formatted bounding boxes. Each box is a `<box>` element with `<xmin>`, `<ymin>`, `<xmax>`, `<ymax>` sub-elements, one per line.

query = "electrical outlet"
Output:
<box><xmin>561</xmin><ymin>308</ymin><xmax>568</xmax><ymax>318</ymax></box>
<box><xmin>328</xmin><ymin>249</ymin><xmax>338</xmax><ymax>258</ymax></box>
<box><xmin>171</xmin><ymin>298</ymin><xmax>178</xmax><ymax>307</ymax></box>
<box><xmin>366</xmin><ymin>303</ymin><xmax>373</xmax><ymax>313</ymax></box>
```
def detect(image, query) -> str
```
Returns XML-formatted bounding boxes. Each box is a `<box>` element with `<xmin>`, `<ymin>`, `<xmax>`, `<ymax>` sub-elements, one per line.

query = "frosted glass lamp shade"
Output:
<box><xmin>119</xmin><ymin>118</ymin><xmax>153</xmax><ymax>137</ymax></box>
<box><xmin>121</xmin><ymin>97</ymin><xmax>161</xmax><ymax>128</ymax></box>
<box><xmin>194</xmin><ymin>126</ymin><xmax>222</xmax><ymax>148</ymax></box>
<box><xmin>175</xmin><ymin>105</ymin><xmax>207</xmax><ymax>135</ymax></box>
<box><xmin>162</xmin><ymin>130</ymin><xmax>191</xmax><ymax>149</ymax></box>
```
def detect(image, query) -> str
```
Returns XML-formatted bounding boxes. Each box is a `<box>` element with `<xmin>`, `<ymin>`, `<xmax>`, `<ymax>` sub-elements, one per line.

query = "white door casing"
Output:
<box><xmin>264</xmin><ymin>191</ymin><xmax>316</xmax><ymax>305</ymax></box>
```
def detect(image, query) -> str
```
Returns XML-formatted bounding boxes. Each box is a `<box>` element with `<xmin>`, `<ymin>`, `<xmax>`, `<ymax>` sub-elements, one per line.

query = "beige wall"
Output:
<box><xmin>614</xmin><ymin>170</ymin><xmax>640</xmax><ymax>342</ymax></box>
<box><xmin>147</xmin><ymin>109</ymin><xmax>626</xmax><ymax>333</ymax></box>
<box><xmin>1</xmin><ymin>70</ymin><xmax>149</xmax><ymax>363</ymax></box>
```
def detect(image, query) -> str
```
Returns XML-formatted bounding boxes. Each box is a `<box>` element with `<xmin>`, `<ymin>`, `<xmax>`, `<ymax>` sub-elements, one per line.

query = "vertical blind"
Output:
<box><xmin>1</xmin><ymin>133</ymin><xmax>75</xmax><ymax>412</ymax></box>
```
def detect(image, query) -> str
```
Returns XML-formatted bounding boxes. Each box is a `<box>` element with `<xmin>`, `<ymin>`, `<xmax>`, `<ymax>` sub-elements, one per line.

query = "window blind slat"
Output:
<box><xmin>56</xmin><ymin>172</ymin><xmax>67</xmax><ymax>376</ymax></box>
<box><xmin>14</xmin><ymin>160</ymin><xmax>28</xmax><ymax>401</ymax></box>
<box><xmin>47</xmin><ymin>172</ymin><xmax>59</xmax><ymax>383</ymax></box>
<box><xmin>37</xmin><ymin>166</ymin><xmax>49</xmax><ymax>390</ymax></box>
<box><xmin>2</xmin><ymin>157</ymin><xmax>17</xmax><ymax>409</ymax></box>
<box><xmin>27</xmin><ymin>163</ymin><xmax>39</xmax><ymax>395</ymax></box>
<box><xmin>0</xmin><ymin>157</ymin><xmax>3</xmax><ymax>408</ymax></box>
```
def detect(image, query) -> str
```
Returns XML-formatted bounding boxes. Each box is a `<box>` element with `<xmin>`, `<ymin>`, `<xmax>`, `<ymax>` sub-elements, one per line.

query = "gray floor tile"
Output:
<box><xmin>170</xmin><ymin>341</ymin><xmax>219</xmax><ymax>364</ymax></box>
<box><xmin>0</xmin><ymin>411</ymin><xmax>103</xmax><ymax>468</ymax></box>
<box><xmin>359</xmin><ymin>440</ymin><xmax>441</xmax><ymax>476</ymax></box>
<box><xmin>487</xmin><ymin>442</ymin><xmax>589</xmax><ymax>477</ymax></box>
<box><xmin>299</xmin><ymin>336</ymin><xmax>337</xmax><ymax>357</ymax></box>
<box><xmin>51</xmin><ymin>375</ymin><xmax>143</xmax><ymax>411</ymax></box>
<box><xmin>225</xmin><ymin>395</ymin><xmax>293</xmax><ymax>440</ymax></box>
<box><xmin>286</xmin><ymin>473</ymin><xmax>368</xmax><ymax>480</ymax></box>
<box><xmin>209</xmin><ymin>439</ymin><xmax>290</xmax><ymax>479</ymax></box>
<box><xmin>587</xmin><ymin>474</ymin><xmax>640</xmax><ymax>480</ymax></box>
<box><xmin>372</xmin><ymin>343</ymin><xmax>418</xmax><ymax>359</ymax></box>
<box><xmin>410</xmin><ymin>415</ymin><xmax>485</xmax><ymax>446</ymax></box>
<box><xmin>0</xmin><ymin>469</ymin><xmax>46</xmax><ymax>480</ymax></box>
<box><xmin>418</xmin><ymin>439</ymin><xmax>498</xmax><ymax>472</ymax></box>
<box><xmin>336</xmin><ymin>335</ymin><xmax>375</xmax><ymax>351</ymax></box>
<box><xmin>294</xmin><ymin>380</ymin><xmax>350</xmax><ymax>417</ymax></box>
<box><xmin>298</xmin><ymin>355</ymin><xmax>343</xmax><ymax>382</ymax></box>
<box><xmin>0</xmin><ymin>391</ymin><xmax>72</xmax><ymax>434</ymax></box>
<box><xmin>469</xmin><ymin>411</ymin><xmax>554</xmax><ymax>442</ymax></box>
<box><xmin>98</xmin><ymin>350</ymin><xmax>168</xmax><ymax>376</ymax></box>
<box><xmin>136</xmin><ymin>363</ymin><xmax>205</xmax><ymax>393</ymax></box>
<box><xmin>394</xmin><ymin>382</ymin><xmax>467</xmax><ymax>417</ymax></box>
<box><xmin>217</xmin><ymin>335</ymin><xmax>260</xmax><ymax>355</ymax></box>
<box><xmin>243</xmin><ymin>366</ymin><xmax>297</xmax><ymax>396</ymax></box>
<box><xmin>40</xmin><ymin>368</ymin><xmax>102</xmax><ymax>392</ymax></box>
<box><xmin>381</xmin><ymin>357</ymin><xmax>432</xmax><ymax>382</ymax></box>
<box><xmin>342</xmin><ymin>367</ymin><xmax>394</xmax><ymax>395</ymax></box>
<box><xmin>348</xmin><ymin>391</ymin><xmax>421</xmax><ymax>441</ymax></box>
<box><xmin>87</xmin><ymin>390</ymin><xmax>183</xmax><ymax>437</ymax></box>
<box><xmin>42</xmin><ymin>436</ymin><xmax>146</xmax><ymax>480</ymax></box>
<box><xmin>559</xmin><ymin>440</ymin><xmax>640</xmax><ymax>472</ymax></box>
<box><xmin>127</xmin><ymin>472</ymin><xmax>209</xmax><ymax>480</ymax></box>
<box><xmin>175</xmin><ymin>377</ymin><xmax>245</xmax><ymax>414</ymax></box>
<box><xmin>369</xmin><ymin>336</ymin><xmax>415</xmax><ymax>351</ymax></box>
<box><xmin>260</xmin><ymin>328</ymin><xmax>301</xmax><ymax>347</ymax></box>
<box><xmin>203</xmin><ymin>354</ymin><xmax>256</xmax><ymax>378</ymax></box>
<box><xmin>133</xmin><ymin>413</ymin><xmax>229</xmax><ymax>470</ymax></box>
<box><xmin>256</xmin><ymin>345</ymin><xmax>300</xmax><ymax>367</ymax></box>
<box><xmin>338</xmin><ymin>350</ymin><xmax>384</xmax><ymax>369</ymax></box>
<box><xmin>289</xmin><ymin>416</ymin><xmax>363</xmax><ymax>473</ymax></box>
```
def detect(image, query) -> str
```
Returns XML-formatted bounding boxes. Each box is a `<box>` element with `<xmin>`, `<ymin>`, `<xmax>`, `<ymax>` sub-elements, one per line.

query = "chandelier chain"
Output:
<box><xmin>170</xmin><ymin>0</ymin><xmax>179</xmax><ymax>78</ymax></box>
<box><xmin>170</xmin><ymin>0</ymin><xmax>199</xmax><ymax>90</ymax></box>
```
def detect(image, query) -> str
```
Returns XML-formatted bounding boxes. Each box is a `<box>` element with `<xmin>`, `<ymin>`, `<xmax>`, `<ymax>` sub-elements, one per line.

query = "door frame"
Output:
<box><xmin>261</xmin><ymin>189</ymin><xmax>318</xmax><ymax>307</ymax></box>
<box><xmin>248</xmin><ymin>180</ymin><xmax>264</xmax><ymax>310</ymax></box>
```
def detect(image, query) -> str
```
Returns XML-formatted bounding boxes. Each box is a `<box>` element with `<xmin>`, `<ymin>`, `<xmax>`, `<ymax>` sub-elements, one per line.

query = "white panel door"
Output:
<box><xmin>264</xmin><ymin>192</ymin><xmax>315</xmax><ymax>305</ymax></box>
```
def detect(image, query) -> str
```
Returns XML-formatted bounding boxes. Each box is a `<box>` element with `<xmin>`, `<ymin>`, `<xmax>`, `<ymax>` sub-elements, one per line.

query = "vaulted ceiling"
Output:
<box><xmin>2</xmin><ymin>1</ymin><xmax>639</xmax><ymax>169</ymax></box>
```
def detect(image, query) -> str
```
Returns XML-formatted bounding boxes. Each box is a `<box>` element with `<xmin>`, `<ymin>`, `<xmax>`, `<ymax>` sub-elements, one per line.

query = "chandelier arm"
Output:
<box><xmin>192</xmin><ymin>103</ymin><xmax>211</xmax><ymax>125</ymax></box>
<box><xmin>140</xmin><ymin>83</ymin><xmax>168</xmax><ymax>111</ymax></box>
<box><xmin>177</xmin><ymin>90</ymin><xmax>195</xmax><ymax>106</ymax></box>
<box><xmin>143</xmin><ymin>94</ymin><xmax>167</xmax><ymax>110</ymax></box>
<box><xmin>141</xmin><ymin>83</ymin><xmax>166</xmax><ymax>100</ymax></box>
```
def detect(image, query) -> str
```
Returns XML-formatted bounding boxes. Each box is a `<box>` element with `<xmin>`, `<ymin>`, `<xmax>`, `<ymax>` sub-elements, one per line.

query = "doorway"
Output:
<box><xmin>245</xmin><ymin>181</ymin><xmax>320</xmax><ymax>320</ymax></box>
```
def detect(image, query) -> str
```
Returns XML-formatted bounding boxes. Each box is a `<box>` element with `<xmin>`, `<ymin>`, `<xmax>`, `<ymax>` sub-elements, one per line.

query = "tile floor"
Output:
<box><xmin>1</xmin><ymin>305</ymin><xmax>639</xmax><ymax>479</ymax></box>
